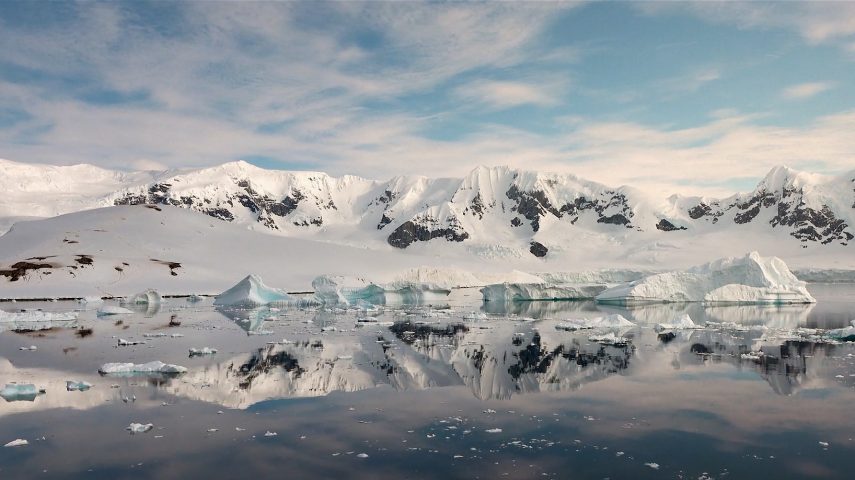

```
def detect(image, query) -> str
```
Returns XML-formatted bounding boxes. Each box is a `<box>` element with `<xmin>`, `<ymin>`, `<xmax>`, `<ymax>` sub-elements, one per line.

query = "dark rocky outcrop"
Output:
<box><xmin>529</xmin><ymin>241</ymin><xmax>548</xmax><ymax>258</ymax></box>
<box><xmin>656</xmin><ymin>219</ymin><xmax>686</xmax><ymax>232</ymax></box>
<box><xmin>387</xmin><ymin>219</ymin><xmax>469</xmax><ymax>249</ymax></box>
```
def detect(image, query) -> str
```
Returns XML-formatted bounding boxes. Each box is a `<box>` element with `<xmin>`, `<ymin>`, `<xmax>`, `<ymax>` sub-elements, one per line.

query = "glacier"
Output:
<box><xmin>214</xmin><ymin>274</ymin><xmax>294</xmax><ymax>307</ymax></box>
<box><xmin>596</xmin><ymin>252</ymin><xmax>816</xmax><ymax>305</ymax></box>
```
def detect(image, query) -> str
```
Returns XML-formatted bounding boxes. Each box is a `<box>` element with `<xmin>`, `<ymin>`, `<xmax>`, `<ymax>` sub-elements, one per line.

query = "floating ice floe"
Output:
<box><xmin>596</xmin><ymin>252</ymin><xmax>816</xmax><ymax>305</ymax></box>
<box><xmin>66</xmin><ymin>380</ymin><xmax>92</xmax><ymax>391</ymax></box>
<box><xmin>588</xmin><ymin>332</ymin><xmax>629</xmax><ymax>345</ymax></box>
<box><xmin>214</xmin><ymin>274</ymin><xmax>294</xmax><ymax>307</ymax></box>
<box><xmin>3</xmin><ymin>439</ymin><xmax>28</xmax><ymax>447</ymax></box>
<box><xmin>97</xmin><ymin>305</ymin><xmax>134</xmax><ymax>316</ymax></box>
<box><xmin>653</xmin><ymin>314</ymin><xmax>700</xmax><ymax>332</ymax></box>
<box><xmin>19</xmin><ymin>345</ymin><xmax>37</xmax><ymax>351</ymax></box>
<box><xmin>0</xmin><ymin>310</ymin><xmax>78</xmax><ymax>332</ymax></box>
<box><xmin>127</xmin><ymin>423</ymin><xmax>153</xmax><ymax>434</ymax></box>
<box><xmin>189</xmin><ymin>347</ymin><xmax>218</xmax><ymax>356</ymax></box>
<box><xmin>480</xmin><ymin>283</ymin><xmax>607</xmax><ymax>302</ymax></box>
<box><xmin>128</xmin><ymin>288</ymin><xmax>162</xmax><ymax>306</ymax></box>
<box><xmin>117</xmin><ymin>338</ymin><xmax>145</xmax><ymax>346</ymax></box>
<box><xmin>825</xmin><ymin>322</ymin><xmax>855</xmax><ymax>342</ymax></box>
<box><xmin>0</xmin><ymin>383</ymin><xmax>43</xmax><ymax>402</ymax></box>
<box><xmin>554</xmin><ymin>314</ymin><xmax>635</xmax><ymax>331</ymax></box>
<box><xmin>99</xmin><ymin>361</ymin><xmax>188</xmax><ymax>376</ymax></box>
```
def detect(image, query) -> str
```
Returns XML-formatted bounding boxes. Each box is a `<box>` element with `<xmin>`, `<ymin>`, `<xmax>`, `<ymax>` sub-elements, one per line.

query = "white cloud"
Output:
<box><xmin>454</xmin><ymin>80</ymin><xmax>560</xmax><ymax>109</ymax></box>
<box><xmin>781</xmin><ymin>82</ymin><xmax>835</xmax><ymax>100</ymax></box>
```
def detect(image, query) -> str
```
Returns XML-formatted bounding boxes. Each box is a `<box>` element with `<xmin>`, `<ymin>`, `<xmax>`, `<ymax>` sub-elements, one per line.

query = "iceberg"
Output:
<box><xmin>98</xmin><ymin>361</ymin><xmax>188</xmax><ymax>376</ymax></box>
<box><xmin>554</xmin><ymin>314</ymin><xmax>635</xmax><ymax>331</ymax></box>
<box><xmin>596</xmin><ymin>252</ymin><xmax>816</xmax><ymax>305</ymax></box>
<box><xmin>127</xmin><ymin>423</ymin><xmax>153</xmax><ymax>434</ymax></box>
<box><xmin>214</xmin><ymin>274</ymin><xmax>293</xmax><ymax>307</ymax></box>
<box><xmin>0</xmin><ymin>383</ymin><xmax>42</xmax><ymax>402</ymax></box>
<box><xmin>480</xmin><ymin>283</ymin><xmax>607</xmax><ymax>302</ymax></box>
<box><xmin>128</xmin><ymin>288</ymin><xmax>161</xmax><ymax>305</ymax></box>
<box><xmin>311</xmin><ymin>275</ymin><xmax>450</xmax><ymax>306</ymax></box>
<box><xmin>0</xmin><ymin>310</ymin><xmax>78</xmax><ymax>332</ymax></box>
<box><xmin>97</xmin><ymin>305</ymin><xmax>134</xmax><ymax>316</ymax></box>
<box><xmin>826</xmin><ymin>322</ymin><xmax>855</xmax><ymax>342</ymax></box>
<box><xmin>653</xmin><ymin>314</ymin><xmax>699</xmax><ymax>332</ymax></box>
<box><xmin>66</xmin><ymin>380</ymin><xmax>92</xmax><ymax>391</ymax></box>
<box><xmin>4</xmin><ymin>439</ymin><xmax>28</xmax><ymax>448</ymax></box>
<box><xmin>189</xmin><ymin>347</ymin><xmax>218</xmax><ymax>356</ymax></box>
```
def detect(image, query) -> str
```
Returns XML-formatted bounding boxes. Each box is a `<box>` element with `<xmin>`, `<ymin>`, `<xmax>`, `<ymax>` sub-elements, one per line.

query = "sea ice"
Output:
<box><xmin>214</xmin><ymin>274</ymin><xmax>293</xmax><ymax>307</ymax></box>
<box><xmin>99</xmin><ymin>361</ymin><xmax>188</xmax><ymax>375</ymax></box>
<box><xmin>480</xmin><ymin>283</ymin><xmax>607</xmax><ymax>302</ymax></box>
<box><xmin>596</xmin><ymin>252</ymin><xmax>815</xmax><ymax>305</ymax></box>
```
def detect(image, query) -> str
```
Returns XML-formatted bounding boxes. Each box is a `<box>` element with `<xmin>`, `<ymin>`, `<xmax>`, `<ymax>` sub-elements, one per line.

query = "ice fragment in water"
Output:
<box><xmin>4</xmin><ymin>439</ymin><xmax>28</xmax><ymax>447</ymax></box>
<box><xmin>0</xmin><ymin>383</ymin><xmax>42</xmax><ymax>402</ymax></box>
<box><xmin>127</xmin><ymin>423</ymin><xmax>153</xmax><ymax>434</ymax></box>
<box><xmin>99</xmin><ymin>361</ymin><xmax>187</xmax><ymax>376</ymax></box>
<box><xmin>66</xmin><ymin>380</ymin><xmax>92</xmax><ymax>391</ymax></box>
<box><xmin>189</xmin><ymin>347</ymin><xmax>218</xmax><ymax>356</ymax></box>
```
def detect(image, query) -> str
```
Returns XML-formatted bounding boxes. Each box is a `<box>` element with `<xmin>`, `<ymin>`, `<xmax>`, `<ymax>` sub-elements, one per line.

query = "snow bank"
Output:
<box><xmin>214</xmin><ymin>274</ymin><xmax>293</xmax><ymax>307</ymax></box>
<box><xmin>480</xmin><ymin>283</ymin><xmax>606</xmax><ymax>302</ymax></box>
<box><xmin>98</xmin><ymin>361</ymin><xmax>188</xmax><ymax>375</ymax></box>
<box><xmin>596</xmin><ymin>252</ymin><xmax>815</xmax><ymax>305</ymax></box>
<box><xmin>0</xmin><ymin>310</ymin><xmax>78</xmax><ymax>332</ymax></box>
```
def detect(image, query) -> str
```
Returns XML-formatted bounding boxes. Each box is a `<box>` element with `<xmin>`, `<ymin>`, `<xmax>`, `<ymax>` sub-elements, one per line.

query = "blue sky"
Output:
<box><xmin>1</xmin><ymin>1</ymin><xmax>855</xmax><ymax>195</ymax></box>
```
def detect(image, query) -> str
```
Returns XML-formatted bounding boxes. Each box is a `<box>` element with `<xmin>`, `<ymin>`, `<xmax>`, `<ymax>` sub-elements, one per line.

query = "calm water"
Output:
<box><xmin>2</xmin><ymin>284</ymin><xmax>855</xmax><ymax>479</ymax></box>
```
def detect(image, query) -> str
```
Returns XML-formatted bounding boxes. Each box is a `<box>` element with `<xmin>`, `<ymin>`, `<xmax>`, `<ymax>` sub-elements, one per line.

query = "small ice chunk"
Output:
<box><xmin>117</xmin><ymin>338</ymin><xmax>144</xmax><ymax>346</ymax></box>
<box><xmin>264</xmin><ymin>431</ymin><xmax>278</xmax><ymax>437</ymax></box>
<box><xmin>19</xmin><ymin>345</ymin><xmax>37</xmax><ymax>351</ymax></box>
<box><xmin>356</xmin><ymin>453</ymin><xmax>369</xmax><ymax>458</ymax></box>
<box><xmin>485</xmin><ymin>428</ymin><xmax>503</xmax><ymax>433</ymax></box>
<box><xmin>189</xmin><ymin>347</ymin><xmax>218</xmax><ymax>356</ymax></box>
<box><xmin>3</xmin><ymin>439</ymin><xmax>28</xmax><ymax>447</ymax></box>
<box><xmin>644</xmin><ymin>462</ymin><xmax>660</xmax><ymax>470</ymax></box>
<box><xmin>555</xmin><ymin>314</ymin><xmax>635</xmax><ymax>331</ymax></box>
<box><xmin>129</xmin><ymin>289</ymin><xmax>161</xmax><ymax>305</ymax></box>
<box><xmin>819</xmin><ymin>441</ymin><xmax>829</xmax><ymax>447</ymax></box>
<box><xmin>97</xmin><ymin>305</ymin><xmax>134</xmax><ymax>316</ymax></box>
<box><xmin>127</xmin><ymin>423</ymin><xmax>153</xmax><ymax>434</ymax></box>
<box><xmin>66</xmin><ymin>380</ymin><xmax>92</xmax><ymax>391</ymax></box>
<box><xmin>654</xmin><ymin>314</ymin><xmax>698</xmax><ymax>332</ymax></box>
<box><xmin>99</xmin><ymin>361</ymin><xmax>188</xmax><ymax>375</ymax></box>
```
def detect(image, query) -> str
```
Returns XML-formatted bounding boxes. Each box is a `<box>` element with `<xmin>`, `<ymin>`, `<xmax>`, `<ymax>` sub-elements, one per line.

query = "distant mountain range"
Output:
<box><xmin>2</xmin><ymin>158</ymin><xmax>852</xmax><ymax>257</ymax></box>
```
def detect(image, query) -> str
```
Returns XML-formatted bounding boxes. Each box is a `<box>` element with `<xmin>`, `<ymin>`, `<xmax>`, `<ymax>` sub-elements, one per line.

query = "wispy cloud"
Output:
<box><xmin>454</xmin><ymin>79</ymin><xmax>562</xmax><ymax>109</ymax></box>
<box><xmin>781</xmin><ymin>82</ymin><xmax>835</xmax><ymax>100</ymax></box>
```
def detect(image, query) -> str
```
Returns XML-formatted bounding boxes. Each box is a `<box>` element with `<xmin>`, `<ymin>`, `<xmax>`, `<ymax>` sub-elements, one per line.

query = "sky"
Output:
<box><xmin>1</xmin><ymin>1</ymin><xmax>855</xmax><ymax>196</ymax></box>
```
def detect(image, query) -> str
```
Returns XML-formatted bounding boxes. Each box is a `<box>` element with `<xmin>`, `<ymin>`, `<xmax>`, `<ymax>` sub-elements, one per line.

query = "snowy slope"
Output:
<box><xmin>2</xmin><ymin>158</ymin><xmax>853</xmax><ymax>256</ymax></box>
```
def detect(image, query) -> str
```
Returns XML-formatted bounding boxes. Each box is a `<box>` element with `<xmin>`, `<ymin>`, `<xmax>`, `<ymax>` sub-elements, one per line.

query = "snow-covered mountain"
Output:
<box><xmin>2</xmin><ymin>159</ymin><xmax>852</xmax><ymax>256</ymax></box>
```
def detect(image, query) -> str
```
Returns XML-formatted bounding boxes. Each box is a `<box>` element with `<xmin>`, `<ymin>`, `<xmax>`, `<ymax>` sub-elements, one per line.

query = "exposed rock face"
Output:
<box><xmin>529</xmin><ymin>241</ymin><xmax>548</xmax><ymax>258</ymax></box>
<box><xmin>656</xmin><ymin>219</ymin><xmax>687</xmax><ymax>232</ymax></box>
<box><xmin>387</xmin><ymin>217</ymin><xmax>470</xmax><ymax>249</ymax></box>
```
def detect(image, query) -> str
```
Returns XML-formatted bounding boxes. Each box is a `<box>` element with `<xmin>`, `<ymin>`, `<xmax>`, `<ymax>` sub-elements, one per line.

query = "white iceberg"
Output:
<box><xmin>0</xmin><ymin>383</ymin><xmax>42</xmax><ymax>402</ymax></box>
<box><xmin>3</xmin><ymin>439</ymin><xmax>28</xmax><ymax>447</ymax></box>
<box><xmin>99</xmin><ymin>361</ymin><xmax>188</xmax><ymax>376</ymax></box>
<box><xmin>653</xmin><ymin>314</ymin><xmax>700</xmax><ymax>332</ymax></box>
<box><xmin>596</xmin><ymin>252</ymin><xmax>815</xmax><ymax>305</ymax></box>
<box><xmin>128</xmin><ymin>289</ymin><xmax>161</xmax><ymax>305</ymax></box>
<box><xmin>127</xmin><ymin>423</ymin><xmax>153</xmax><ymax>434</ymax></box>
<box><xmin>97</xmin><ymin>305</ymin><xmax>134</xmax><ymax>316</ymax></box>
<box><xmin>480</xmin><ymin>283</ymin><xmax>607</xmax><ymax>302</ymax></box>
<box><xmin>555</xmin><ymin>314</ymin><xmax>635</xmax><ymax>331</ymax></box>
<box><xmin>0</xmin><ymin>310</ymin><xmax>78</xmax><ymax>332</ymax></box>
<box><xmin>214</xmin><ymin>274</ymin><xmax>293</xmax><ymax>307</ymax></box>
<box><xmin>66</xmin><ymin>380</ymin><xmax>92</xmax><ymax>391</ymax></box>
<box><xmin>189</xmin><ymin>347</ymin><xmax>218</xmax><ymax>356</ymax></box>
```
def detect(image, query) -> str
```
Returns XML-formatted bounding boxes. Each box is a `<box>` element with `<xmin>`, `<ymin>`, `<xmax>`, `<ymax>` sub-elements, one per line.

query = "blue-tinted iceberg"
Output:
<box><xmin>1</xmin><ymin>383</ymin><xmax>42</xmax><ymax>402</ymax></box>
<box><xmin>311</xmin><ymin>275</ymin><xmax>450</xmax><ymax>306</ymax></box>
<box><xmin>596</xmin><ymin>252</ymin><xmax>815</xmax><ymax>305</ymax></box>
<box><xmin>214</xmin><ymin>274</ymin><xmax>293</xmax><ymax>307</ymax></box>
